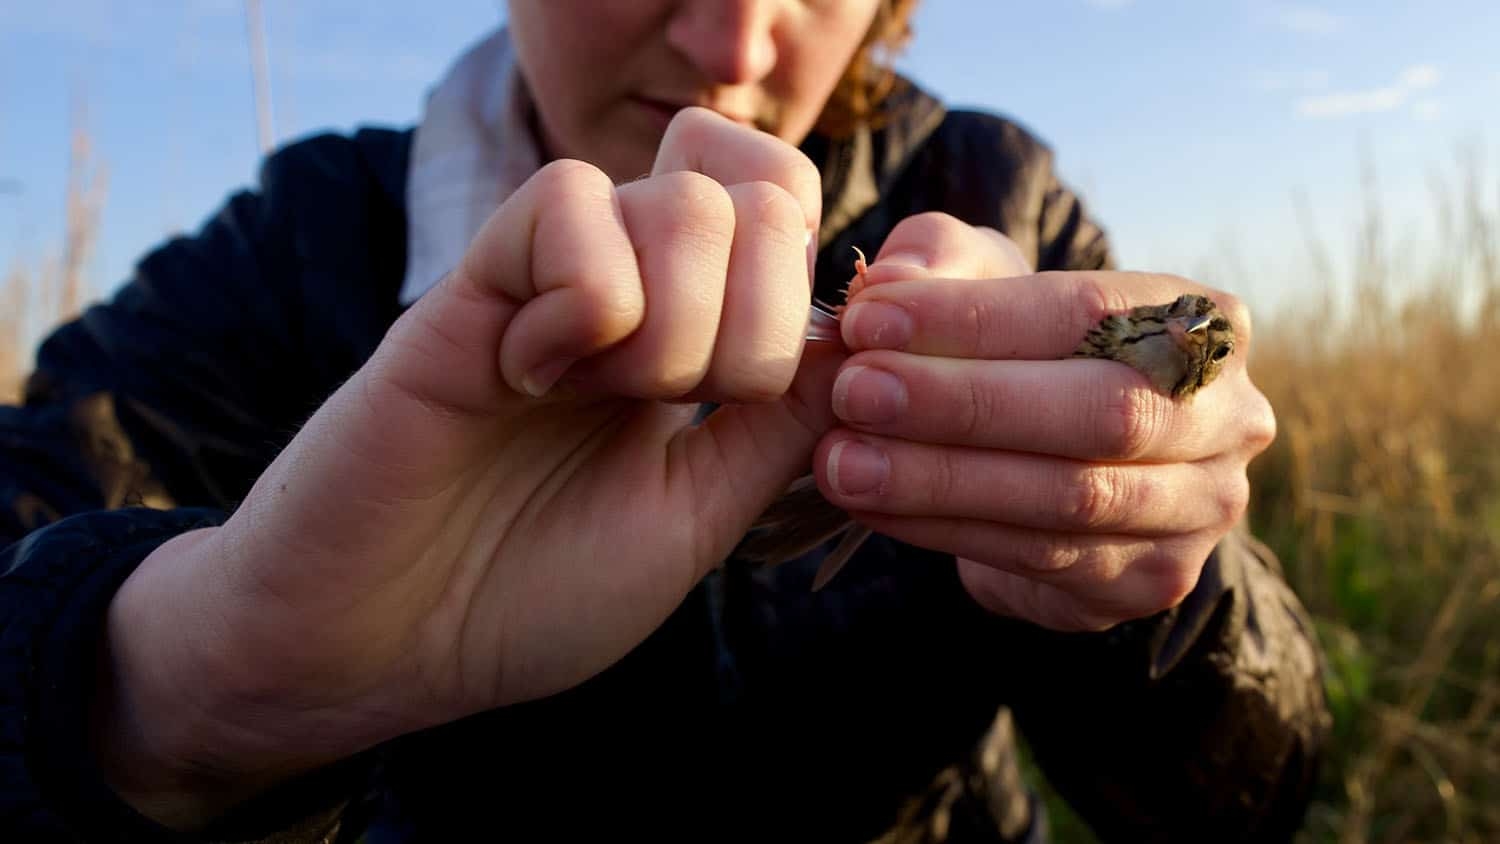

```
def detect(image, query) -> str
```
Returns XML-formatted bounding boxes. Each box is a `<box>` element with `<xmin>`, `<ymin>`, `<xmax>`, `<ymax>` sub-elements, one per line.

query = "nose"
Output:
<box><xmin>666</xmin><ymin>0</ymin><xmax>779</xmax><ymax>85</ymax></box>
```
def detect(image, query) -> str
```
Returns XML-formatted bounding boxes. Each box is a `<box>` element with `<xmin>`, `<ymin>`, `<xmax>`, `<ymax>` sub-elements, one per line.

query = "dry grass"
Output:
<box><xmin>1</xmin><ymin>100</ymin><xmax>104</xmax><ymax>404</ymax></box>
<box><xmin>0</xmin><ymin>263</ymin><xmax>29</xmax><ymax>405</ymax></box>
<box><xmin>3</xmin><ymin>109</ymin><xmax>1498</xmax><ymax>840</ymax></box>
<box><xmin>1247</xmin><ymin>145</ymin><xmax>1500</xmax><ymax>844</ymax></box>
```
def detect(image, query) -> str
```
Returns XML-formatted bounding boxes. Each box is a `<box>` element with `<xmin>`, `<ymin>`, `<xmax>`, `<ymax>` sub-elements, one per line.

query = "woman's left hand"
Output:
<box><xmin>818</xmin><ymin>213</ymin><xmax>1275</xmax><ymax>632</ymax></box>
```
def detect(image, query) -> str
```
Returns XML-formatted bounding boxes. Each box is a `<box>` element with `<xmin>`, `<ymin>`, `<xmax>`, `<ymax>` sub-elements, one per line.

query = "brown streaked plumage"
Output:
<box><xmin>740</xmin><ymin>262</ymin><xmax>1238</xmax><ymax>591</ymax></box>
<box><xmin>1070</xmin><ymin>293</ymin><xmax>1236</xmax><ymax>399</ymax></box>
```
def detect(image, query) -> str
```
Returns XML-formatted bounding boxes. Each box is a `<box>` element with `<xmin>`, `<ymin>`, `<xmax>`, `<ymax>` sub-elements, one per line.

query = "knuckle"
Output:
<box><xmin>1098</xmin><ymin>386</ymin><xmax>1166</xmax><ymax>460</ymax></box>
<box><xmin>1242</xmin><ymin>389</ymin><xmax>1278</xmax><ymax>452</ymax></box>
<box><xmin>895</xmin><ymin>210</ymin><xmax>964</xmax><ymax>237</ymax></box>
<box><xmin>535</xmin><ymin>157</ymin><xmax>613</xmax><ymax>199</ymax></box>
<box><xmin>1217</xmin><ymin>470</ymin><xmax>1251</xmax><ymax>527</ymax></box>
<box><xmin>886</xmin><ymin>211</ymin><xmax>967</xmax><ymax>254</ymax></box>
<box><xmin>661</xmin><ymin>105</ymin><xmax>720</xmax><ymax>146</ymax></box>
<box><xmin>978</xmin><ymin>226</ymin><xmax>1031</xmax><ymax>275</ymax></box>
<box><xmin>914</xmin><ymin>210</ymin><xmax>968</xmax><ymax>235</ymax></box>
<box><xmin>730</xmin><ymin>180</ymin><xmax>805</xmax><ymax>239</ymax></box>
<box><xmin>1062</xmin><ymin>466</ymin><xmax>1128</xmax><ymax>531</ymax></box>
<box><xmin>960</xmin><ymin>296</ymin><xmax>1003</xmax><ymax>357</ymax></box>
<box><xmin>648</xmin><ymin>172</ymin><xmax>735</xmax><ymax>245</ymax></box>
<box><xmin>662</xmin><ymin>169</ymin><xmax>734</xmax><ymax>212</ymax></box>
<box><xmin>1071</xmin><ymin>276</ymin><xmax>1130</xmax><ymax>333</ymax></box>
<box><xmin>781</xmin><ymin>154</ymin><xmax>824</xmax><ymax>221</ymax></box>
<box><xmin>1023</xmin><ymin>534</ymin><xmax>1088</xmax><ymax>575</ymax></box>
<box><xmin>925</xmin><ymin>447</ymin><xmax>966</xmax><ymax>512</ymax></box>
<box><xmin>956</xmin><ymin>369</ymin><xmax>998</xmax><ymax>443</ymax></box>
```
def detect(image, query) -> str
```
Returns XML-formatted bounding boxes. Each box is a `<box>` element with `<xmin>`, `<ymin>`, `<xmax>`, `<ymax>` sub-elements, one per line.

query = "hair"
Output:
<box><xmin>817</xmin><ymin>0</ymin><xmax>922</xmax><ymax>138</ymax></box>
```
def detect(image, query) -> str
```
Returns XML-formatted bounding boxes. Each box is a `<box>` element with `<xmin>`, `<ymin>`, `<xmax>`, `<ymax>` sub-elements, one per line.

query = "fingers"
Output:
<box><xmin>596</xmin><ymin>108</ymin><xmax>822</xmax><ymax>401</ymax></box>
<box><xmin>953</xmin><ymin>555</ymin><xmax>1201</xmax><ymax>633</ymax></box>
<box><xmin>841</xmin><ymin>269</ymin><xmax>1254</xmax><ymax>363</ymax></box>
<box><xmin>467</xmin><ymin>108</ymin><xmax>824</xmax><ymax>404</ymax></box>
<box><xmin>693</xmin><ymin>180</ymin><xmax>812</xmax><ymax>402</ymax></box>
<box><xmin>457</xmin><ymin>159</ymin><xmax>647</xmax><ymax>399</ymax></box>
<box><xmin>559</xmin><ymin>170</ymin><xmax>734</xmax><ymax>398</ymax></box>
<box><xmin>832</xmin><ymin>213</ymin><xmax>1032</xmax><ymax>351</ymax></box>
<box><xmin>813</xmin><ymin>433</ymin><xmax>1247</xmax><ymax>537</ymax></box>
<box><xmin>845</xmin><ymin>513</ymin><xmax>1207</xmax><ymax>631</ymax></box>
<box><xmin>830</xmin><ymin>351</ymin><xmax>1254</xmax><ymax>463</ymax></box>
<box><xmin>653</xmin><ymin>106</ymin><xmax>824</xmax><ymax>274</ymax></box>
<box><xmin>555</xmin><ymin>179</ymin><xmax>812</xmax><ymax>403</ymax></box>
<box><xmin>376</xmin><ymin>159</ymin><xmax>644</xmax><ymax>414</ymax></box>
<box><xmin>857</xmin><ymin>212</ymin><xmax>1033</xmax><ymax>286</ymax></box>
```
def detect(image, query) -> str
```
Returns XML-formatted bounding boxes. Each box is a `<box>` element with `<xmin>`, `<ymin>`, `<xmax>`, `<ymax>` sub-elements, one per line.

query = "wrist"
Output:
<box><xmin>87</xmin><ymin>527</ymin><xmax>312</xmax><ymax>831</ymax></box>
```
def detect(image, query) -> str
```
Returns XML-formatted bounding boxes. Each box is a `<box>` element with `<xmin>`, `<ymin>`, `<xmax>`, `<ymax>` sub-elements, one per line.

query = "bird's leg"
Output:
<box><xmin>807</xmin><ymin>246</ymin><xmax>871</xmax><ymax>342</ymax></box>
<box><xmin>840</xmin><ymin>246</ymin><xmax>870</xmax><ymax>314</ymax></box>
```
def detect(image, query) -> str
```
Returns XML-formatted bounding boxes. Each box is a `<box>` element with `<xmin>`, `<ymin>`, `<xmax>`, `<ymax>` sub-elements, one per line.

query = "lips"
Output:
<box><xmin>630</xmin><ymin>97</ymin><xmax>680</xmax><ymax>128</ymax></box>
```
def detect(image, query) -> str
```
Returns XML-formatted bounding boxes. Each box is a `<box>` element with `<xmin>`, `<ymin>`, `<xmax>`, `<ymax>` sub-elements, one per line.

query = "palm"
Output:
<box><xmin>427</xmin><ymin>398</ymin><xmax>717</xmax><ymax>710</ymax></box>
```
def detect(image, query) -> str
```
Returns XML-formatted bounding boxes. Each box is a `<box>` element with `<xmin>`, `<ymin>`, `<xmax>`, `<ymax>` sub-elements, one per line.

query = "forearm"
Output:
<box><xmin>87</xmin><ymin>522</ymin><xmax>409</xmax><ymax>837</ymax></box>
<box><xmin>90</xmin><ymin>527</ymin><xmax>303</xmax><ymax>831</ymax></box>
<box><xmin>1</xmin><ymin>511</ymin><xmax>372</xmax><ymax>842</ymax></box>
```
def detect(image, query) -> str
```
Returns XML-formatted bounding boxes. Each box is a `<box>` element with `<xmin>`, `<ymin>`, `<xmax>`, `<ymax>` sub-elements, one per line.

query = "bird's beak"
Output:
<box><xmin>1166</xmin><ymin>314</ymin><xmax>1213</xmax><ymax>351</ymax></box>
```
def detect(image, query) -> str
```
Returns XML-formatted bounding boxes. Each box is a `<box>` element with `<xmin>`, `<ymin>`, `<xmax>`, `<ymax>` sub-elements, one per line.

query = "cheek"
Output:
<box><xmin>509</xmin><ymin>2</ymin><xmax>655</xmax><ymax>105</ymax></box>
<box><xmin>773</xmin><ymin>4</ymin><xmax>881</xmax><ymax>123</ymax></box>
<box><xmin>767</xmin><ymin>43</ymin><xmax>858</xmax><ymax>138</ymax></box>
<box><xmin>508</xmin><ymin>1</ymin><xmax>664</xmax><ymax>168</ymax></box>
<box><xmin>786</xmin><ymin>45</ymin><xmax>849</xmax><ymax>97</ymax></box>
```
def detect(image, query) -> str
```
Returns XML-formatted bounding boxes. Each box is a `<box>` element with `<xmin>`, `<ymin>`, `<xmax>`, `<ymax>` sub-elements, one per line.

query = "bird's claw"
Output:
<box><xmin>805</xmin><ymin>246</ymin><xmax>869</xmax><ymax>342</ymax></box>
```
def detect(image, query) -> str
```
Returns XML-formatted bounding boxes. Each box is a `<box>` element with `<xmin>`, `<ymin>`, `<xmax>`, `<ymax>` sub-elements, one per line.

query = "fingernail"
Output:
<box><xmin>833</xmin><ymin>365</ymin><xmax>906</xmax><ymax>424</ymax></box>
<box><xmin>521</xmin><ymin>356</ymin><xmax>577</xmax><ymax>397</ymax></box>
<box><xmin>842</xmin><ymin>302</ymin><xmax>913</xmax><ymax>350</ymax></box>
<box><xmin>828</xmin><ymin>440</ymin><xmax>889</xmax><ymax>496</ymax></box>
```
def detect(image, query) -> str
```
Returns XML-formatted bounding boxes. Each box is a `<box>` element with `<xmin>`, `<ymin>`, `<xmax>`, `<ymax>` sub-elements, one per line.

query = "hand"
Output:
<box><xmin>813</xmin><ymin>213</ymin><xmax>1274</xmax><ymax>632</ymax></box>
<box><xmin>92</xmin><ymin>107</ymin><xmax>845</xmax><ymax>829</ymax></box>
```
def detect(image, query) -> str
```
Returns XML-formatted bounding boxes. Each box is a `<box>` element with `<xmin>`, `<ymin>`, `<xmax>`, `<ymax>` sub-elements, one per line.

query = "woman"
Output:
<box><xmin>0</xmin><ymin>2</ymin><xmax>1328</xmax><ymax>841</ymax></box>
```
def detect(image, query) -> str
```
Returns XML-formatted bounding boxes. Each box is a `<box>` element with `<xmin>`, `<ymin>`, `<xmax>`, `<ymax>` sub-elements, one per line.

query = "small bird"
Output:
<box><xmin>1071</xmin><ymin>293</ymin><xmax>1236</xmax><ymax>399</ymax></box>
<box><xmin>737</xmin><ymin>254</ymin><xmax>1237</xmax><ymax>591</ymax></box>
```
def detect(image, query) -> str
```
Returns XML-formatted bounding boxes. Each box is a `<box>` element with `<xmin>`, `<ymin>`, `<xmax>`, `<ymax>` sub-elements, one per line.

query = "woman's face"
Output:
<box><xmin>506</xmin><ymin>0</ymin><xmax>882</xmax><ymax>182</ymax></box>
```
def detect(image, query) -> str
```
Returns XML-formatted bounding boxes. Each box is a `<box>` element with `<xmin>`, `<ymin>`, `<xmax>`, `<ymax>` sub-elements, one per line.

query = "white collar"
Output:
<box><xmin>399</xmin><ymin>26</ymin><xmax>543</xmax><ymax>305</ymax></box>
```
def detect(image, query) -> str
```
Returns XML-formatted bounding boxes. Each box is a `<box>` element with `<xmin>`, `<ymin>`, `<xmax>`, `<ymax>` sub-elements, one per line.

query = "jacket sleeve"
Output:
<box><xmin>994</xmin><ymin>525</ymin><xmax>1331</xmax><ymax>842</ymax></box>
<box><xmin>0</xmin><ymin>132</ymin><xmax>402</xmax><ymax>841</ymax></box>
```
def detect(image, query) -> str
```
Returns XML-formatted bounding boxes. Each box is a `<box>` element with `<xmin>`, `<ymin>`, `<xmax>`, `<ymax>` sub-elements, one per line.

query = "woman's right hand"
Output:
<box><xmin>91</xmin><ymin>107</ymin><xmax>845</xmax><ymax>830</ymax></box>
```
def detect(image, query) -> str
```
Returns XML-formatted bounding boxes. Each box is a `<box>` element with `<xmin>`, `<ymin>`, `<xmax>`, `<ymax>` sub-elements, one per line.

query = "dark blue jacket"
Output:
<box><xmin>0</xmin><ymin>81</ymin><xmax>1329</xmax><ymax>842</ymax></box>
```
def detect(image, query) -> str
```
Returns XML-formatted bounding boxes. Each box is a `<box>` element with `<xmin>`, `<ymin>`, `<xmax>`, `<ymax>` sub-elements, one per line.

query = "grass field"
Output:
<box><xmin>1246</xmin><ymin>168</ymin><xmax>1500</xmax><ymax>844</ymax></box>
<box><xmin>3</xmin><ymin>136</ymin><xmax>1496</xmax><ymax>842</ymax></box>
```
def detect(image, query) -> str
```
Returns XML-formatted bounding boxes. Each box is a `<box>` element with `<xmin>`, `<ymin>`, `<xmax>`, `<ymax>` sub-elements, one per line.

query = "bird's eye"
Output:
<box><xmin>1212</xmin><ymin>345</ymin><xmax>1231</xmax><ymax>361</ymax></box>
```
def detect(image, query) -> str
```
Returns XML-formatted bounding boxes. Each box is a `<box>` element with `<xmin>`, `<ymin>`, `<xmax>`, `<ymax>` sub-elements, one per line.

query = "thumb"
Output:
<box><xmin>672</xmin><ymin>341</ymin><xmax>846</xmax><ymax>568</ymax></box>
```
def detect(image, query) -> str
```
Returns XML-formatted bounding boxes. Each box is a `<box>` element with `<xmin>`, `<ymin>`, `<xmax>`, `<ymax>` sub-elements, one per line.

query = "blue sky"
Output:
<box><xmin>3</xmin><ymin>0</ymin><xmax>1497</xmax><ymax>332</ymax></box>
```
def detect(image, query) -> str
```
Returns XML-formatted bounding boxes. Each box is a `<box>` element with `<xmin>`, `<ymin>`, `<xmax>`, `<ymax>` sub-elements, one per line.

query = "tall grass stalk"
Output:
<box><xmin>1</xmin><ymin>98</ymin><xmax>104</xmax><ymax>404</ymax></box>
